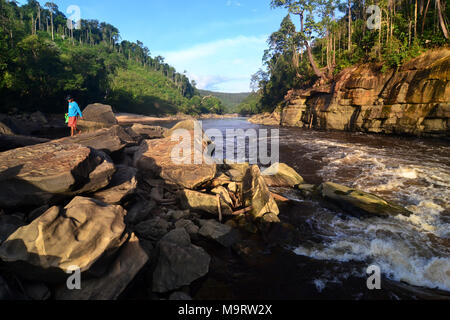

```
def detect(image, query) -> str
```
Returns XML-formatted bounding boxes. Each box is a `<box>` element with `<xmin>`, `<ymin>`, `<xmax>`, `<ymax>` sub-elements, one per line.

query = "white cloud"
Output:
<box><xmin>158</xmin><ymin>35</ymin><xmax>268</xmax><ymax>92</ymax></box>
<box><xmin>226</xmin><ymin>1</ymin><xmax>242</xmax><ymax>7</ymax></box>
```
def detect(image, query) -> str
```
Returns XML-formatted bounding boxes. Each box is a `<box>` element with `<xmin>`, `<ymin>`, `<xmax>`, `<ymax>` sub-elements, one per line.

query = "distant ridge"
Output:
<box><xmin>198</xmin><ymin>90</ymin><xmax>251</xmax><ymax>113</ymax></box>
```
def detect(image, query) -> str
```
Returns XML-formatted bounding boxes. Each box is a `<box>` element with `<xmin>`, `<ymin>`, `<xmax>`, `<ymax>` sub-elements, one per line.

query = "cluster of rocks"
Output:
<box><xmin>0</xmin><ymin>105</ymin><xmax>413</xmax><ymax>300</ymax></box>
<box><xmin>250</xmin><ymin>48</ymin><xmax>450</xmax><ymax>137</ymax></box>
<box><xmin>0</xmin><ymin>105</ymin><xmax>283</xmax><ymax>301</ymax></box>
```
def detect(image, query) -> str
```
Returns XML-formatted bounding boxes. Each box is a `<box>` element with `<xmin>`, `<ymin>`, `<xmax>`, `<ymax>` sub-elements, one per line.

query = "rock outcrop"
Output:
<box><xmin>54</xmin><ymin>234</ymin><xmax>148</xmax><ymax>300</ymax></box>
<box><xmin>0</xmin><ymin>142</ymin><xmax>115</xmax><ymax>209</ymax></box>
<box><xmin>242</xmin><ymin>165</ymin><xmax>280</xmax><ymax>219</ymax></box>
<box><xmin>262</xmin><ymin>163</ymin><xmax>304</xmax><ymax>187</ymax></box>
<box><xmin>320</xmin><ymin>182</ymin><xmax>412</xmax><ymax>217</ymax></box>
<box><xmin>179</xmin><ymin>189</ymin><xmax>234</xmax><ymax>216</ymax></box>
<box><xmin>152</xmin><ymin>228</ymin><xmax>210</xmax><ymax>293</ymax></box>
<box><xmin>250</xmin><ymin>49</ymin><xmax>450</xmax><ymax>137</ymax></box>
<box><xmin>92</xmin><ymin>165</ymin><xmax>137</xmax><ymax>204</ymax></box>
<box><xmin>134</xmin><ymin>121</ymin><xmax>216</xmax><ymax>189</ymax></box>
<box><xmin>55</xmin><ymin>125</ymin><xmax>136</xmax><ymax>154</ymax></box>
<box><xmin>77</xmin><ymin>103</ymin><xmax>118</xmax><ymax>133</ymax></box>
<box><xmin>0</xmin><ymin>197</ymin><xmax>127</xmax><ymax>282</ymax></box>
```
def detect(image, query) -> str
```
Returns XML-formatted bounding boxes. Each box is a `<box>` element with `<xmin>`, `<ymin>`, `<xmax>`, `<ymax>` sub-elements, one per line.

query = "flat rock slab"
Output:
<box><xmin>0</xmin><ymin>142</ymin><xmax>114</xmax><ymax>209</ymax></box>
<box><xmin>55</xmin><ymin>234</ymin><xmax>148</xmax><ymax>300</ymax></box>
<box><xmin>0</xmin><ymin>197</ymin><xmax>127</xmax><ymax>282</ymax></box>
<box><xmin>55</xmin><ymin>125</ymin><xmax>135</xmax><ymax>154</ymax></box>
<box><xmin>152</xmin><ymin>228</ymin><xmax>210</xmax><ymax>293</ymax></box>
<box><xmin>134</xmin><ymin>135</ymin><xmax>216</xmax><ymax>189</ymax></box>
<box><xmin>129</xmin><ymin>124</ymin><xmax>167</xmax><ymax>139</ymax></box>
<box><xmin>262</xmin><ymin>162</ymin><xmax>304</xmax><ymax>187</ymax></box>
<box><xmin>93</xmin><ymin>165</ymin><xmax>137</xmax><ymax>204</ymax></box>
<box><xmin>180</xmin><ymin>189</ymin><xmax>233</xmax><ymax>216</ymax></box>
<box><xmin>320</xmin><ymin>182</ymin><xmax>412</xmax><ymax>217</ymax></box>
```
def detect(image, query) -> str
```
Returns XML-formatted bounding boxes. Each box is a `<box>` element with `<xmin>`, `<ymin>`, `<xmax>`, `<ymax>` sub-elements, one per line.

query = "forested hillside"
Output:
<box><xmin>0</xmin><ymin>0</ymin><xmax>224</xmax><ymax>115</ymax></box>
<box><xmin>198</xmin><ymin>89</ymin><xmax>250</xmax><ymax>113</ymax></box>
<box><xmin>241</xmin><ymin>0</ymin><xmax>450</xmax><ymax>114</ymax></box>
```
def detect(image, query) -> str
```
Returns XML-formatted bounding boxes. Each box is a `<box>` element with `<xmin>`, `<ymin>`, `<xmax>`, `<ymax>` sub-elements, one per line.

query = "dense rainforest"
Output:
<box><xmin>238</xmin><ymin>0</ymin><xmax>450</xmax><ymax>114</ymax></box>
<box><xmin>0</xmin><ymin>0</ymin><xmax>226</xmax><ymax>115</ymax></box>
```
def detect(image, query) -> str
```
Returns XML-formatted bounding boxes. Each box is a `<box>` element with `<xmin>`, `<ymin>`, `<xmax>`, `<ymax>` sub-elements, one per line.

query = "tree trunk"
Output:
<box><xmin>422</xmin><ymin>0</ymin><xmax>431</xmax><ymax>33</ymax></box>
<box><xmin>436</xmin><ymin>0</ymin><xmax>449</xmax><ymax>38</ymax></box>
<box><xmin>305</xmin><ymin>41</ymin><xmax>326</xmax><ymax>79</ymax></box>
<box><xmin>414</xmin><ymin>0</ymin><xmax>418</xmax><ymax>39</ymax></box>
<box><xmin>51</xmin><ymin>13</ymin><xmax>54</xmax><ymax>41</ymax></box>
<box><xmin>348</xmin><ymin>0</ymin><xmax>352</xmax><ymax>52</ymax></box>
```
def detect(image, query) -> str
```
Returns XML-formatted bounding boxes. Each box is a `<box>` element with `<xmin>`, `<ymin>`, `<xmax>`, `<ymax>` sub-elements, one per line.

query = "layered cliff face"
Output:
<box><xmin>251</xmin><ymin>49</ymin><xmax>450</xmax><ymax>137</ymax></box>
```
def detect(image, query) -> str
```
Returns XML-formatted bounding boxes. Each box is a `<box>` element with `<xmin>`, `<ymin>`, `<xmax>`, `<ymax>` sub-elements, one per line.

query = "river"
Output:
<box><xmin>201</xmin><ymin>118</ymin><xmax>450</xmax><ymax>298</ymax></box>
<box><xmin>127</xmin><ymin>117</ymin><xmax>450</xmax><ymax>299</ymax></box>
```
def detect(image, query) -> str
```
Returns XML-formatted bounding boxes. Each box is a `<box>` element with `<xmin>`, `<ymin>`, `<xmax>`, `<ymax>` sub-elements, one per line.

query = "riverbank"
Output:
<box><xmin>116</xmin><ymin>113</ymin><xmax>239</xmax><ymax>125</ymax></box>
<box><xmin>249</xmin><ymin>48</ymin><xmax>450</xmax><ymax>138</ymax></box>
<box><xmin>0</xmin><ymin>107</ymin><xmax>449</xmax><ymax>300</ymax></box>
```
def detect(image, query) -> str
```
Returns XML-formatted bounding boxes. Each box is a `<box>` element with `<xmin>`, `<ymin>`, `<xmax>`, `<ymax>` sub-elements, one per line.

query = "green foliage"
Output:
<box><xmin>0</xmin><ymin>0</ymin><xmax>202</xmax><ymax>115</ymax></box>
<box><xmin>237</xmin><ymin>92</ymin><xmax>262</xmax><ymax>115</ymax></box>
<box><xmin>256</xmin><ymin>0</ymin><xmax>450</xmax><ymax>113</ymax></box>
<box><xmin>198</xmin><ymin>90</ymin><xmax>250</xmax><ymax>113</ymax></box>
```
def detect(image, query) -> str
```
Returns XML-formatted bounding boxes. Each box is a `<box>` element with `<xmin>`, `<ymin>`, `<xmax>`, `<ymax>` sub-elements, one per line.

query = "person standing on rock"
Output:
<box><xmin>66</xmin><ymin>95</ymin><xmax>83</xmax><ymax>137</ymax></box>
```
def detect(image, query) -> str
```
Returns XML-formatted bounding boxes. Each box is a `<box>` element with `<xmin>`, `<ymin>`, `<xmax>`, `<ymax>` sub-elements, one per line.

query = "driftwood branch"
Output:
<box><xmin>232</xmin><ymin>206</ymin><xmax>253</xmax><ymax>216</ymax></box>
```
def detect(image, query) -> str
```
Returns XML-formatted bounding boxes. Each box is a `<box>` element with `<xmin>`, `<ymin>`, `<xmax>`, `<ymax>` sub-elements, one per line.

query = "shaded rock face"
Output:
<box><xmin>134</xmin><ymin>135</ymin><xmax>216</xmax><ymax>190</ymax></box>
<box><xmin>0</xmin><ymin>197</ymin><xmax>127</xmax><ymax>282</ymax></box>
<box><xmin>55</xmin><ymin>234</ymin><xmax>148</xmax><ymax>300</ymax></box>
<box><xmin>262</xmin><ymin>163</ymin><xmax>304</xmax><ymax>187</ymax></box>
<box><xmin>0</xmin><ymin>134</ymin><xmax>49</xmax><ymax>153</ymax></box>
<box><xmin>179</xmin><ymin>189</ymin><xmax>233</xmax><ymax>216</ymax></box>
<box><xmin>92</xmin><ymin>165</ymin><xmax>137</xmax><ymax>204</ymax></box>
<box><xmin>0</xmin><ymin>142</ymin><xmax>114</xmax><ymax>209</ymax></box>
<box><xmin>55</xmin><ymin>125</ymin><xmax>136</xmax><ymax>154</ymax></box>
<box><xmin>0</xmin><ymin>215</ymin><xmax>25</xmax><ymax>244</ymax></box>
<box><xmin>198</xmin><ymin>219</ymin><xmax>239</xmax><ymax>248</ymax></box>
<box><xmin>82</xmin><ymin>103</ymin><xmax>118</xmax><ymax>125</ymax></box>
<box><xmin>152</xmin><ymin>228</ymin><xmax>210</xmax><ymax>293</ymax></box>
<box><xmin>320</xmin><ymin>182</ymin><xmax>412</xmax><ymax>218</ymax></box>
<box><xmin>242</xmin><ymin>165</ymin><xmax>279</xmax><ymax>219</ymax></box>
<box><xmin>251</xmin><ymin>49</ymin><xmax>450</xmax><ymax>137</ymax></box>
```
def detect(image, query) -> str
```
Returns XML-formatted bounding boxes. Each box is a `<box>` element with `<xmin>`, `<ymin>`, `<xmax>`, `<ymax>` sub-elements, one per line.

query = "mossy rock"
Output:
<box><xmin>320</xmin><ymin>182</ymin><xmax>412</xmax><ymax>218</ymax></box>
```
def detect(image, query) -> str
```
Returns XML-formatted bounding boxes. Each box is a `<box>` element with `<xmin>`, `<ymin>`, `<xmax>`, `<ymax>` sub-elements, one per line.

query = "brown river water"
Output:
<box><xmin>113</xmin><ymin>117</ymin><xmax>450</xmax><ymax>300</ymax></box>
<box><xmin>186</xmin><ymin>118</ymin><xmax>449</xmax><ymax>300</ymax></box>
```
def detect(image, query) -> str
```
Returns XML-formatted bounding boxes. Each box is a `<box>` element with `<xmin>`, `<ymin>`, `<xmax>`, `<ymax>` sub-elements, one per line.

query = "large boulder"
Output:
<box><xmin>179</xmin><ymin>189</ymin><xmax>233</xmax><ymax>216</ymax></box>
<box><xmin>55</xmin><ymin>125</ymin><xmax>136</xmax><ymax>154</ymax></box>
<box><xmin>0</xmin><ymin>142</ymin><xmax>115</xmax><ymax>209</ymax></box>
<box><xmin>152</xmin><ymin>228</ymin><xmax>210</xmax><ymax>293</ymax></box>
<box><xmin>242</xmin><ymin>165</ymin><xmax>280</xmax><ymax>219</ymax></box>
<box><xmin>0</xmin><ymin>197</ymin><xmax>127</xmax><ymax>282</ymax></box>
<box><xmin>82</xmin><ymin>103</ymin><xmax>118</xmax><ymax>125</ymax></box>
<box><xmin>198</xmin><ymin>219</ymin><xmax>239</xmax><ymax>248</ymax></box>
<box><xmin>320</xmin><ymin>182</ymin><xmax>412</xmax><ymax>217</ymax></box>
<box><xmin>54</xmin><ymin>234</ymin><xmax>148</xmax><ymax>300</ymax></box>
<box><xmin>92</xmin><ymin>165</ymin><xmax>137</xmax><ymax>204</ymax></box>
<box><xmin>262</xmin><ymin>163</ymin><xmax>304</xmax><ymax>187</ymax></box>
<box><xmin>134</xmin><ymin>133</ymin><xmax>216</xmax><ymax>189</ymax></box>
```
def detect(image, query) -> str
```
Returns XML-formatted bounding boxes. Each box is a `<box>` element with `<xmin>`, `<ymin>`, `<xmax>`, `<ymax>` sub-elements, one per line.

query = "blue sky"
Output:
<box><xmin>25</xmin><ymin>0</ymin><xmax>289</xmax><ymax>93</ymax></box>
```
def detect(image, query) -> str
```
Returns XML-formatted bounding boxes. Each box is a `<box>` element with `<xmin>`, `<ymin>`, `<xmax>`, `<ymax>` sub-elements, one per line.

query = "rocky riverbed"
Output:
<box><xmin>0</xmin><ymin>106</ymin><xmax>448</xmax><ymax>300</ymax></box>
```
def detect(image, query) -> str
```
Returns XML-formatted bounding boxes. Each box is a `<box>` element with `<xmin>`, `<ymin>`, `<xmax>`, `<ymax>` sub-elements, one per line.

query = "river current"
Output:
<box><xmin>197</xmin><ymin>118</ymin><xmax>450</xmax><ymax>294</ymax></box>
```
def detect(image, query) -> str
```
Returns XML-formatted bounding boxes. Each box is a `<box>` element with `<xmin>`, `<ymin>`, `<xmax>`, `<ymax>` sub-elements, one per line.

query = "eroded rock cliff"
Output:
<box><xmin>250</xmin><ymin>48</ymin><xmax>450</xmax><ymax>137</ymax></box>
